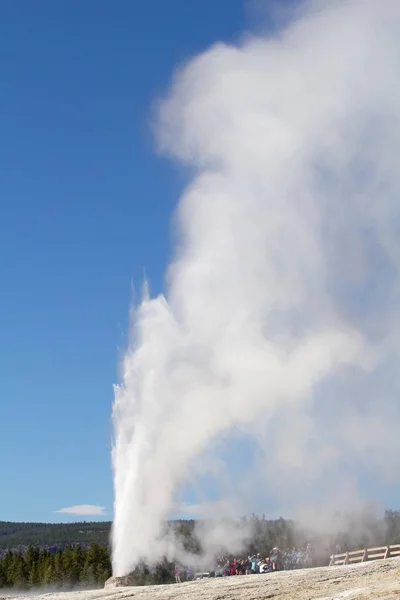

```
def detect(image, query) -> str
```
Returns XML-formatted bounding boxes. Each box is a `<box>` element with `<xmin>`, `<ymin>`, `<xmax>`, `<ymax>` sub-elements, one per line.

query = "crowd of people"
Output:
<box><xmin>282</xmin><ymin>545</ymin><xmax>313</xmax><ymax>570</ymax></box>
<box><xmin>213</xmin><ymin>548</ymin><xmax>282</xmax><ymax>576</ymax></box>
<box><xmin>174</xmin><ymin>544</ymin><xmax>313</xmax><ymax>583</ymax></box>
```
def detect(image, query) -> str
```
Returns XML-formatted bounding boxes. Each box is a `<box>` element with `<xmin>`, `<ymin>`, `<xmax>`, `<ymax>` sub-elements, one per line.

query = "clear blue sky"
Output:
<box><xmin>0</xmin><ymin>0</ymin><xmax>261</xmax><ymax>523</ymax></box>
<box><xmin>2</xmin><ymin>0</ymin><xmax>398</xmax><ymax>526</ymax></box>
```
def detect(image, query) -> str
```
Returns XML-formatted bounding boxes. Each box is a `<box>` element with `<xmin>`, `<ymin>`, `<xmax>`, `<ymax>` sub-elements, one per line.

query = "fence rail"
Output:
<box><xmin>329</xmin><ymin>544</ymin><xmax>400</xmax><ymax>566</ymax></box>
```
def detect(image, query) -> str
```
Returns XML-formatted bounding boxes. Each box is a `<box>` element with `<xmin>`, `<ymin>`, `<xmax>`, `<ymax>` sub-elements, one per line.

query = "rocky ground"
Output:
<box><xmin>4</xmin><ymin>558</ymin><xmax>400</xmax><ymax>600</ymax></box>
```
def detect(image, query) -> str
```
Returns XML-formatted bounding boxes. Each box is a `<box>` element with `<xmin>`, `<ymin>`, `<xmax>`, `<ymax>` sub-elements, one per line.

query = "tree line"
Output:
<box><xmin>0</xmin><ymin>543</ymin><xmax>111</xmax><ymax>590</ymax></box>
<box><xmin>0</xmin><ymin>521</ymin><xmax>110</xmax><ymax>549</ymax></box>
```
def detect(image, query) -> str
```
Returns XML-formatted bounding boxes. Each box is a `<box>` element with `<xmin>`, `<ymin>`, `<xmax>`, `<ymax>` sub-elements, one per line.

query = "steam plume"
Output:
<box><xmin>112</xmin><ymin>0</ymin><xmax>400</xmax><ymax>576</ymax></box>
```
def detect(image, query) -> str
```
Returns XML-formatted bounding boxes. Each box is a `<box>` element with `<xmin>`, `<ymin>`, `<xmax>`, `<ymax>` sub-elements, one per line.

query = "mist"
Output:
<box><xmin>112</xmin><ymin>0</ymin><xmax>400</xmax><ymax>577</ymax></box>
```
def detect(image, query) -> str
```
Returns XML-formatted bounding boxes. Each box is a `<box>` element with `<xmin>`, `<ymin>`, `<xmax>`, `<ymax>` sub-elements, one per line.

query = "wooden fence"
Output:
<box><xmin>329</xmin><ymin>544</ymin><xmax>400</xmax><ymax>566</ymax></box>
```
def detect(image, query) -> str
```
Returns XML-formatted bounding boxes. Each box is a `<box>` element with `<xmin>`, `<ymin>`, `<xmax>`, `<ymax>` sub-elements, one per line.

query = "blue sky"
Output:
<box><xmin>4</xmin><ymin>0</ymin><xmax>397</xmax><ymax>528</ymax></box>
<box><xmin>0</xmin><ymin>0</ymin><xmax>256</xmax><ymax>523</ymax></box>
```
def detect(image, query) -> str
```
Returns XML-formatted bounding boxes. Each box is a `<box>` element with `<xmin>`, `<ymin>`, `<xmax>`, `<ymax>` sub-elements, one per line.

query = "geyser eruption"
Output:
<box><xmin>112</xmin><ymin>0</ymin><xmax>400</xmax><ymax>577</ymax></box>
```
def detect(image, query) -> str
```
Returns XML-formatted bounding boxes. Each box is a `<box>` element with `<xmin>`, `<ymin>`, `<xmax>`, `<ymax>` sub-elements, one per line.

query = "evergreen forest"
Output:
<box><xmin>0</xmin><ymin>543</ymin><xmax>111</xmax><ymax>589</ymax></box>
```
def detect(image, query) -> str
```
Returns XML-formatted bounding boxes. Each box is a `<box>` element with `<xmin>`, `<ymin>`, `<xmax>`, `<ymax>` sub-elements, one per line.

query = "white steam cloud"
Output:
<box><xmin>112</xmin><ymin>0</ymin><xmax>400</xmax><ymax>577</ymax></box>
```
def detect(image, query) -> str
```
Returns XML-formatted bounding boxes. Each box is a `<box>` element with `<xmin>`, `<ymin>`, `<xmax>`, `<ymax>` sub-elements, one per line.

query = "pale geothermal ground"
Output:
<box><xmin>4</xmin><ymin>558</ymin><xmax>400</xmax><ymax>600</ymax></box>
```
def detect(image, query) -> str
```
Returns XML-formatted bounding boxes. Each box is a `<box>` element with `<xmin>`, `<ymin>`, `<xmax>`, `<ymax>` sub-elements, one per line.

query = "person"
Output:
<box><xmin>305</xmin><ymin>543</ymin><xmax>313</xmax><ymax>568</ymax></box>
<box><xmin>260</xmin><ymin>559</ymin><xmax>272</xmax><ymax>573</ymax></box>
<box><xmin>175</xmin><ymin>564</ymin><xmax>181</xmax><ymax>583</ymax></box>
<box><xmin>250</xmin><ymin>553</ymin><xmax>260</xmax><ymax>573</ymax></box>
<box><xmin>270</xmin><ymin>547</ymin><xmax>282</xmax><ymax>571</ymax></box>
<box><xmin>245</xmin><ymin>556</ymin><xmax>252</xmax><ymax>575</ymax></box>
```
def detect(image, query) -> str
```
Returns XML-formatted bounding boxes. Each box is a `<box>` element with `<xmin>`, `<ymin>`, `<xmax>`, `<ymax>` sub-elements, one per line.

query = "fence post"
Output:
<box><xmin>344</xmin><ymin>552</ymin><xmax>349</xmax><ymax>565</ymax></box>
<box><xmin>361</xmin><ymin>549</ymin><xmax>368</xmax><ymax>562</ymax></box>
<box><xmin>329</xmin><ymin>555</ymin><xmax>334</xmax><ymax>567</ymax></box>
<box><xmin>384</xmin><ymin>545</ymin><xmax>390</xmax><ymax>559</ymax></box>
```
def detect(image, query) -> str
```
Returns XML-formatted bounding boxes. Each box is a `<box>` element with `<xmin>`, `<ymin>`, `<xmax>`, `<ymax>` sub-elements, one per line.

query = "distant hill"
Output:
<box><xmin>0</xmin><ymin>521</ymin><xmax>112</xmax><ymax>550</ymax></box>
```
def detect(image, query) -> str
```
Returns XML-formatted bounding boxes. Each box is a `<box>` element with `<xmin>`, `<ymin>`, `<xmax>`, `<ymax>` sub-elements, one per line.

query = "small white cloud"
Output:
<box><xmin>55</xmin><ymin>504</ymin><xmax>106</xmax><ymax>516</ymax></box>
